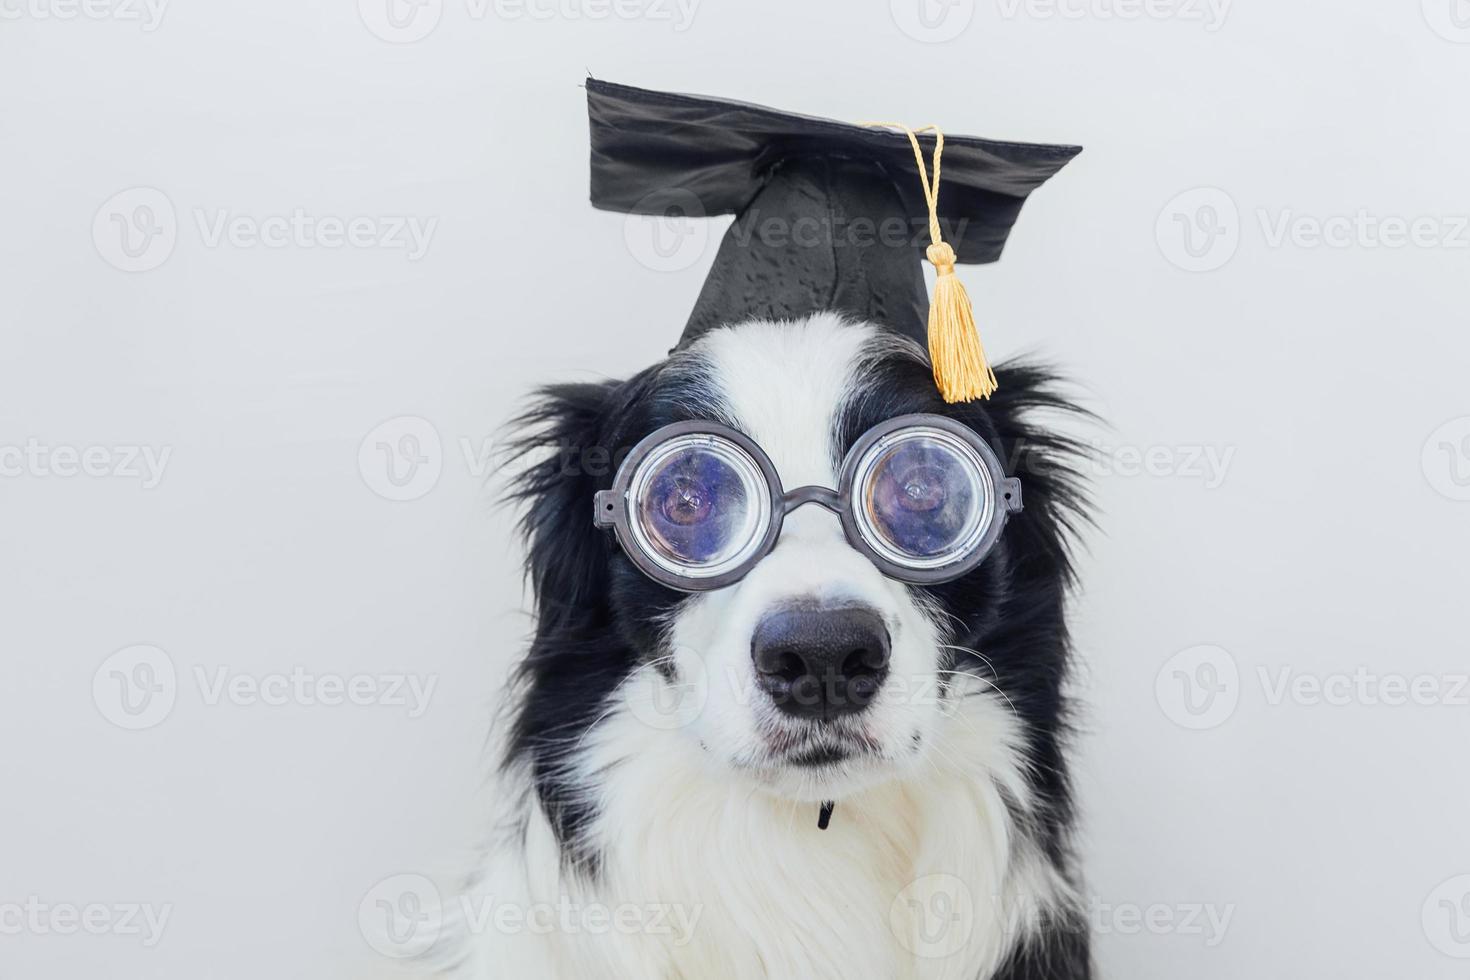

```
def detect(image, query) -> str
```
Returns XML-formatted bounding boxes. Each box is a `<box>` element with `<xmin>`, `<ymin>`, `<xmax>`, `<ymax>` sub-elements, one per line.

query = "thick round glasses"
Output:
<box><xmin>593</xmin><ymin>414</ymin><xmax>1022</xmax><ymax>592</ymax></box>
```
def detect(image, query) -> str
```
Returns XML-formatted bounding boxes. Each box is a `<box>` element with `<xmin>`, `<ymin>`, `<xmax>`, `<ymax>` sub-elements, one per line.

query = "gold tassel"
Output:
<box><xmin>863</xmin><ymin>122</ymin><xmax>998</xmax><ymax>403</ymax></box>
<box><xmin>926</xmin><ymin>241</ymin><xmax>997</xmax><ymax>402</ymax></box>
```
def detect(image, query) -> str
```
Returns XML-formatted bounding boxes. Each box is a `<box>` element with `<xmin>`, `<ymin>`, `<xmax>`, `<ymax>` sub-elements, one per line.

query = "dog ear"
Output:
<box><xmin>980</xmin><ymin>362</ymin><xmax>1094</xmax><ymax>585</ymax></box>
<box><xmin>506</xmin><ymin>380</ymin><xmax>626</xmax><ymax>632</ymax></box>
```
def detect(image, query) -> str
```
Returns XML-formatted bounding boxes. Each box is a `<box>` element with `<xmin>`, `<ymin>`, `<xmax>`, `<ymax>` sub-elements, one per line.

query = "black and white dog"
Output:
<box><xmin>452</xmin><ymin>313</ymin><xmax>1090</xmax><ymax>979</ymax></box>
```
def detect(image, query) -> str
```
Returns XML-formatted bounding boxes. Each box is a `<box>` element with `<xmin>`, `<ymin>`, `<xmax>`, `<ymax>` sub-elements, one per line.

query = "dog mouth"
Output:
<box><xmin>786</xmin><ymin>744</ymin><xmax>852</xmax><ymax>767</ymax></box>
<box><xmin>760</xmin><ymin>723</ymin><xmax>884</xmax><ymax>769</ymax></box>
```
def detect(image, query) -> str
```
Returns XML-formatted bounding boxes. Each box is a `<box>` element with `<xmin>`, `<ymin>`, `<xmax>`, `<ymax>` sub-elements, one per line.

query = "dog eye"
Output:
<box><xmin>659</xmin><ymin>475</ymin><xmax>714</xmax><ymax>526</ymax></box>
<box><xmin>862</xmin><ymin>440</ymin><xmax>983</xmax><ymax>560</ymax></box>
<box><xmin>636</xmin><ymin>445</ymin><xmax>760</xmax><ymax>567</ymax></box>
<box><xmin>890</xmin><ymin>465</ymin><xmax>947</xmax><ymax>513</ymax></box>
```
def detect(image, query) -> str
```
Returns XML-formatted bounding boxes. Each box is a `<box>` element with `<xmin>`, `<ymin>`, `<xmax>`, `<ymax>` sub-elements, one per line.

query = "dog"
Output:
<box><xmin>448</xmin><ymin>313</ymin><xmax>1091</xmax><ymax>979</ymax></box>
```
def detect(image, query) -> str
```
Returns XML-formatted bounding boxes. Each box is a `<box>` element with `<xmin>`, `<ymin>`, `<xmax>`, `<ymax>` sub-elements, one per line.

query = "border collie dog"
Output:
<box><xmin>452</xmin><ymin>314</ymin><xmax>1090</xmax><ymax>979</ymax></box>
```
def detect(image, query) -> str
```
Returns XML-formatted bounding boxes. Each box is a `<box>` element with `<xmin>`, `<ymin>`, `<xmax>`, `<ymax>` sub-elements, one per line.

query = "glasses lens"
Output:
<box><xmin>854</xmin><ymin>428</ymin><xmax>994</xmax><ymax>569</ymax></box>
<box><xmin>628</xmin><ymin>434</ymin><xmax>771</xmax><ymax>579</ymax></box>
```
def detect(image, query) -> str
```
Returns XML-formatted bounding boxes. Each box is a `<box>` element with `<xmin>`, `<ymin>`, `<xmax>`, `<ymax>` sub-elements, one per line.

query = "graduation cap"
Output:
<box><xmin>587</xmin><ymin>78</ymin><xmax>1081</xmax><ymax>402</ymax></box>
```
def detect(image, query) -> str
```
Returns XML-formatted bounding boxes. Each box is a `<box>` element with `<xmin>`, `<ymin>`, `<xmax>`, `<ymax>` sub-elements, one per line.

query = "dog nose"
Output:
<box><xmin>751</xmin><ymin>605</ymin><xmax>891</xmax><ymax>719</ymax></box>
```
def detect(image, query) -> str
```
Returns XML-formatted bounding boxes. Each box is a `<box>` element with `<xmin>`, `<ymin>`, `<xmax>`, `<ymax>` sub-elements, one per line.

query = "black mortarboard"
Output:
<box><xmin>586</xmin><ymin>78</ymin><xmax>1080</xmax><ymax>402</ymax></box>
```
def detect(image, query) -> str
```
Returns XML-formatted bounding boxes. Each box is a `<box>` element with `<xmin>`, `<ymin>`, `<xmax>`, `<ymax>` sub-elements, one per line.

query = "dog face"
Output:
<box><xmin>645</xmin><ymin>320</ymin><xmax>967</xmax><ymax>803</ymax></box>
<box><xmin>509</xmin><ymin>314</ymin><xmax>1084</xmax><ymax>841</ymax></box>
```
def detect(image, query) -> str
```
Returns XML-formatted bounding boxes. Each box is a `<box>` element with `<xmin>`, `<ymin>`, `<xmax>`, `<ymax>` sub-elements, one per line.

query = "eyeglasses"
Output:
<box><xmin>593</xmin><ymin>414</ymin><xmax>1021</xmax><ymax>592</ymax></box>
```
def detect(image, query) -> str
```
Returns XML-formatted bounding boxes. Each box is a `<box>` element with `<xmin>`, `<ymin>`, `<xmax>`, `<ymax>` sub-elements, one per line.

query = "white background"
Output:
<box><xmin>3</xmin><ymin>0</ymin><xmax>1469</xmax><ymax>977</ymax></box>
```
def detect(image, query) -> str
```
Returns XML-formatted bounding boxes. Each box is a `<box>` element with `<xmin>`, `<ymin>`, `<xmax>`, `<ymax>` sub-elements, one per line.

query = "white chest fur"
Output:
<box><xmin>454</xmin><ymin>670</ymin><xmax>1066</xmax><ymax>980</ymax></box>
